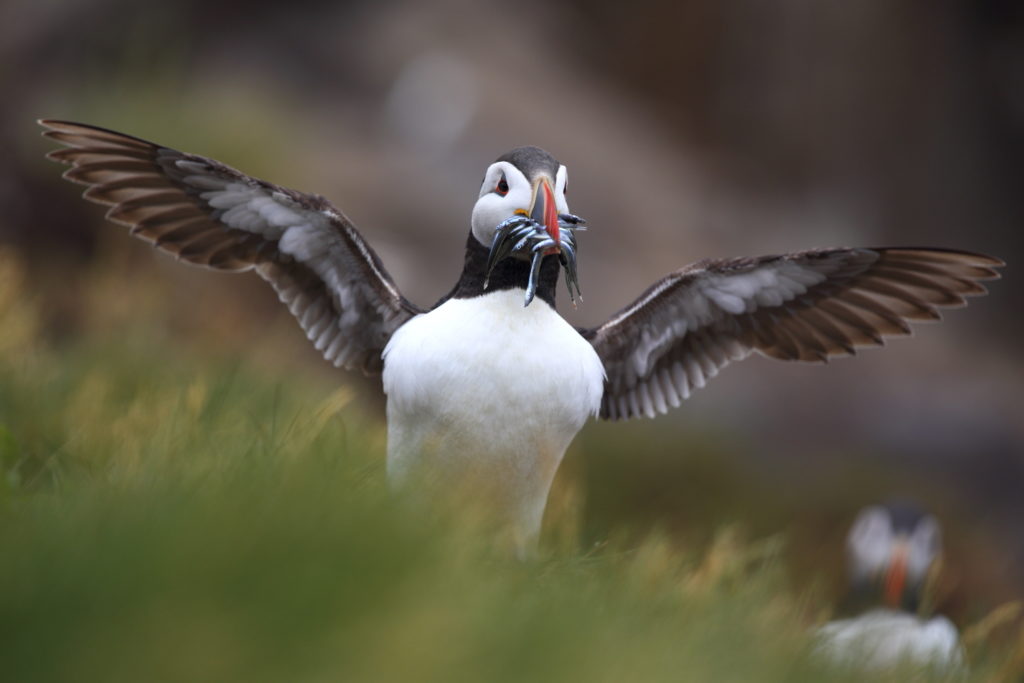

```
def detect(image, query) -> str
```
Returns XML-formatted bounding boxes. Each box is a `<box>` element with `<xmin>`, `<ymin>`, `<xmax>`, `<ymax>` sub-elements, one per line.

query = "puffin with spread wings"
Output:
<box><xmin>40</xmin><ymin>120</ymin><xmax>1002</xmax><ymax>551</ymax></box>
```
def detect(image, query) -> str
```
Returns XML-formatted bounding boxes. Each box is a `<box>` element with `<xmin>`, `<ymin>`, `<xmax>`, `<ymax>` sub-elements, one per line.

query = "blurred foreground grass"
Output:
<box><xmin>1</xmin><ymin>249</ymin><xmax>1021</xmax><ymax>683</ymax></box>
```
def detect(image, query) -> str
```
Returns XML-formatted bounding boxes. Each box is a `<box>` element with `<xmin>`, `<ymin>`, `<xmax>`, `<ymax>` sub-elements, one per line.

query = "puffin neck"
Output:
<box><xmin>439</xmin><ymin>233</ymin><xmax>560</xmax><ymax>309</ymax></box>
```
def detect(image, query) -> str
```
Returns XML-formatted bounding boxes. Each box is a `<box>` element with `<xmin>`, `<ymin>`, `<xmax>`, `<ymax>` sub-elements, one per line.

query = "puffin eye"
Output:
<box><xmin>496</xmin><ymin>176</ymin><xmax>509</xmax><ymax>196</ymax></box>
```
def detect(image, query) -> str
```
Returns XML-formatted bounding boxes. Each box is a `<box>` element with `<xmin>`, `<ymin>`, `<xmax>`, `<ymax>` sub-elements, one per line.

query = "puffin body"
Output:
<box><xmin>383</xmin><ymin>289</ymin><xmax>603</xmax><ymax>546</ymax></box>
<box><xmin>39</xmin><ymin>120</ymin><xmax>1003</xmax><ymax>553</ymax></box>
<box><xmin>817</xmin><ymin>609</ymin><xmax>961</xmax><ymax>670</ymax></box>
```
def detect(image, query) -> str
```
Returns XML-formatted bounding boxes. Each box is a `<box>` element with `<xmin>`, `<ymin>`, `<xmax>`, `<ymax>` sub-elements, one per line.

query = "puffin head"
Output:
<box><xmin>470</xmin><ymin>146</ymin><xmax>584</xmax><ymax>306</ymax></box>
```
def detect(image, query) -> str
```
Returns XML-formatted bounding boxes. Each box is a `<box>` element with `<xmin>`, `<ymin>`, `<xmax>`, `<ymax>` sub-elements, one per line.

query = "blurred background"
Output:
<box><xmin>2</xmin><ymin>0</ymin><xmax>1022</xmax><ymax>623</ymax></box>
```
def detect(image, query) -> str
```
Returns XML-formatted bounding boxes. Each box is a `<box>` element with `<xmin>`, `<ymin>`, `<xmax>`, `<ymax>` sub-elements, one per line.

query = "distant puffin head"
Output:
<box><xmin>846</xmin><ymin>502</ymin><xmax>943</xmax><ymax>611</ymax></box>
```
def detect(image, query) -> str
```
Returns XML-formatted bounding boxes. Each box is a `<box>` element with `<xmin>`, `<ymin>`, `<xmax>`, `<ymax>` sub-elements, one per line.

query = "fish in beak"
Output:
<box><xmin>485</xmin><ymin>176</ymin><xmax>584</xmax><ymax>307</ymax></box>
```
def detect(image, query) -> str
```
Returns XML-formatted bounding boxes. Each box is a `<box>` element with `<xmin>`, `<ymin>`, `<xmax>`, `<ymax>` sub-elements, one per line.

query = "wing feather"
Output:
<box><xmin>41</xmin><ymin>119</ymin><xmax>422</xmax><ymax>375</ymax></box>
<box><xmin>584</xmin><ymin>247</ymin><xmax>1002</xmax><ymax>419</ymax></box>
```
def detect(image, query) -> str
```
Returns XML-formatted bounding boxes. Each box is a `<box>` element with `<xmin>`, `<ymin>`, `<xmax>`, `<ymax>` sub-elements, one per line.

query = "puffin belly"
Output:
<box><xmin>382</xmin><ymin>290</ymin><xmax>605</xmax><ymax>531</ymax></box>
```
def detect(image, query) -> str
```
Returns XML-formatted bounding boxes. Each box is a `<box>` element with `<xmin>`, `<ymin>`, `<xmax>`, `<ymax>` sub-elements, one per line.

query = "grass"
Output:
<box><xmin>0</xmin><ymin>250</ymin><xmax>1021</xmax><ymax>682</ymax></box>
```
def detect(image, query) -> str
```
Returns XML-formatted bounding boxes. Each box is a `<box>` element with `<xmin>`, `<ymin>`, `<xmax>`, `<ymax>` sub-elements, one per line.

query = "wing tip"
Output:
<box><xmin>875</xmin><ymin>246</ymin><xmax>1006</xmax><ymax>270</ymax></box>
<box><xmin>38</xmin><ymin>117</ymin><xmax>65</xmax><ymax>131</ymax></box>
<box><xmin>39</xmin><ymin>118</ymin><xmax>86</xmax><ymax>138</ymax></box>
<box><xmin>37</xmin><ymin>118</ymin><xmax>160</xmax><ymax>151</ymax></box>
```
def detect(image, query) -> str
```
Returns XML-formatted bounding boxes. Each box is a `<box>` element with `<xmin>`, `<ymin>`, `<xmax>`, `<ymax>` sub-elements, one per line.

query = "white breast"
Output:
<box><xmin>382</xmin><ymin>289</ymin><xmax>605</xmax><ymax>548</ymax></box>
<box><xmin>815</xmin><ymin>609</ymin><xmax>963</xmax><ymax>671</ymax></box>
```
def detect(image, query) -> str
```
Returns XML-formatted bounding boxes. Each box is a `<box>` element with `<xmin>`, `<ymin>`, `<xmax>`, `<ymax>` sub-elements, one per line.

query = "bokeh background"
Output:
<box><xmin>3</xmin><ymin>0</ymin><xmax>1022</xmax><ymax>633</ymax></box>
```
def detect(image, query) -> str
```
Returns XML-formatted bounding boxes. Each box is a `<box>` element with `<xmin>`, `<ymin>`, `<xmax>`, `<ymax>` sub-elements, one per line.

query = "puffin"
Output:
<box><xmin>816</xmin><ymin>503</ymin><xmax>964</xmax><ymax>670</ymax></box>
<box><xmin>40</xmin><ymin>120</ymin><xmax>1003</xmax><ymax>552</ymax></box>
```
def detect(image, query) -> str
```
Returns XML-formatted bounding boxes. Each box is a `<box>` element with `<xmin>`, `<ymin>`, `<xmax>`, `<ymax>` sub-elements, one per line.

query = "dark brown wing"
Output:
<box><xmin>40</xmin><ymin>119</ymin><xmax>423</xmax><ymax>374</ymax></box>
<box><xmin>582</xmin><ymin>247</ymin><xmax>1002</xmax><ymax>420</ymax></box>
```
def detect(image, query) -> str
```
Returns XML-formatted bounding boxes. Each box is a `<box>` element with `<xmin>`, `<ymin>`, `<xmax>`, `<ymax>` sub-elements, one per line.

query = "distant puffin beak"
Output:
<box><xmin>529</xmin><ymin>177</ymin><xmax>560</xmax><ymax>255</ymax></box>
<box><xmin>884</xmin><ymin>540</ymin><xmax>909</xmax><ymax>607</ymax></box>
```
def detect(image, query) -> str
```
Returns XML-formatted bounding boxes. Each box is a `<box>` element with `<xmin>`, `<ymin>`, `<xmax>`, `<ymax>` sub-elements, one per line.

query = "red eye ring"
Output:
<box><xmin>496</xmin><ymin>177</ymin><xmax>509</xmax><ymax>196</ymax></box>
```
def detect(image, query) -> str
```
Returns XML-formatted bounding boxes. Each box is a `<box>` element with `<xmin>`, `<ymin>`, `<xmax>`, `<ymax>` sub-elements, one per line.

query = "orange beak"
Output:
<box><xmin>529</xmin><ymin>177</ymin><xmax>560</xmax><ymax>254</ymax></box>
<box><xmin>884</xmin><ymin>542</ymin><xmax>908</xmax><ymax>607</ymax></box>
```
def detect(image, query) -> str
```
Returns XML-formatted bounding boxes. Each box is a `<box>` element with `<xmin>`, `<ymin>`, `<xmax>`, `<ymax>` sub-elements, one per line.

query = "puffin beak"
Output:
<box><xmin>884</xmin><ymin>539</ymin><xmax>909</xmax><ymax>607</ymax></box>
<box><xmin>529</xmin><ymin>177</ymin><xmax>560</xmax><ymax>254</ymax></box>
<box><xmin>486</xmin><ymin>174</ymin><xmax>582</xmax><ymax>307</ymax></box>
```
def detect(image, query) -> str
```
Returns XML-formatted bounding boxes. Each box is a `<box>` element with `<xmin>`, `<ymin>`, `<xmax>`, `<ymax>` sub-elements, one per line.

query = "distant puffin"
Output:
<box><xmin>41</xmin><ymin>120</ymin><xmax>1003</xmax><ymax>552</ymax></box>
<box><xmin>817</xmin><ymin>503</ymin><xmax>964</xmax><ymax>669</ymax></box>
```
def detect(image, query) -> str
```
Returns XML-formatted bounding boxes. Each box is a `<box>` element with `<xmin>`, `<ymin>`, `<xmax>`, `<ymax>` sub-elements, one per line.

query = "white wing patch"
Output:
<box><xmin>701</xmin><ymin>262</ymin><xmax>827</xmax><ymax>315</ymax></box>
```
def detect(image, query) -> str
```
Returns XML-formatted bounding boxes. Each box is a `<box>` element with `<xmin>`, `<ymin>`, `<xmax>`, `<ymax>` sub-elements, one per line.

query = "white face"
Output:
<box><xmin>470</xmin><ymin>161</ymin><xmax>570</xmax><ymax>246</ymax></box>
<box><xmin>846</xmin><ymin>506</ymin><xmax>942</xmax><ymax>584</ymax></box>
<box><xmin>905</xmin><ymin>515</ymin><xmax>942</xmax><ymax>580</ymax></box>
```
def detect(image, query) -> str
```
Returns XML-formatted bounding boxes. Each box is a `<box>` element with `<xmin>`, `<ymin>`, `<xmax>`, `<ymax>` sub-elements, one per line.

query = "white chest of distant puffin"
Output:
<box><xmin>41</xmin><ymin>120</ymin><xmax>1003</xmax><ymax>553</ymax></box>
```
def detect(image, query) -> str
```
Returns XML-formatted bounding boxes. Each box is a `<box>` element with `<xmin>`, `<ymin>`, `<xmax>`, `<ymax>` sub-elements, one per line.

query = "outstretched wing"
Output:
<box><xmin>582</xmin><ymin>248</ymin><xmax>1002</xmax><ymax>420</ymax></box>
<box><xmin>40</xmin><ymin>119</ymin><xmax>423</xmax><ymax>375</ymax></box>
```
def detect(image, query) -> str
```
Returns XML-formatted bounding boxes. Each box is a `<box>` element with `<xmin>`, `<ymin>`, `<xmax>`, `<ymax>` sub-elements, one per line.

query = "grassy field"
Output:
<box><xmin>1</xmin><ymin>250</ymin><xmax>1021</xmax><ymax>683</ymax></box>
